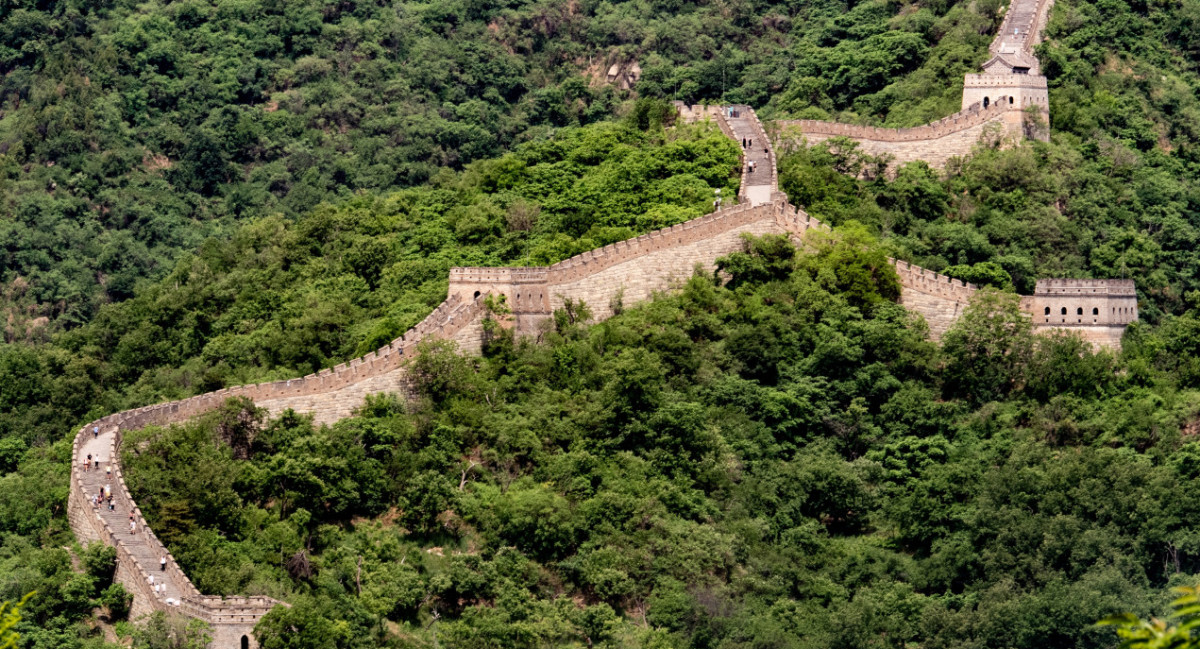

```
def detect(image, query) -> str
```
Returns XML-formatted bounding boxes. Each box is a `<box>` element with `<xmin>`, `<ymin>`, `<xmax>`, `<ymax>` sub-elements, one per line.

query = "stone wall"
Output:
<box><xmin>68</xmin><ymin>423</ymin><xmax>280</xmax><ymax>645</ymax></box>
<box><xmin>67</xmin><ymin>290</ymin><xmax>495</xmax><ymax>646</ymax></box>
<box><xmin>993</xmin><ymin>0</ymin><xmax>1055</xmax><ymax>55</ymax></box>
<box><xmin>672</xmin><ymin>102</ymin><xmax>762</xmax><ymax>203</ymax></box>
<box><xmin>67</xmin><ymin>96</ymin><xmax>1133</xmax><ymax>649</ymax></box>
<box><xmin>772</xmin><ymin>0</ymin><xmax>1055</xmax><ymax>168</ymax></box>
<box><xmin>774</xmin><ymin>98</ymin><xmax>1019</xmax><ymax>173</ymax></box>
<box><xmin>447</xmin><ymin>192</ymin><xmax>980</xmax><ymax>342</ymax></box>
<box><xmin>1027</xmin><ymin>279</ymin><xmax>1138</xmax><ymax>328</ymax></box>
<box><xmin>891</xmin><ymin>262</ymin><xmax>978</xmax><ymax>339</ymax></box>
<box><xmin>547</xmin><ymin>201</ymin><xmax>790</xmax><ymax>320</ymax></box>
<box><xmin>960</xmin><ymin>75</ymin><xmax>1048</xmax><ymax>112</ymax></box>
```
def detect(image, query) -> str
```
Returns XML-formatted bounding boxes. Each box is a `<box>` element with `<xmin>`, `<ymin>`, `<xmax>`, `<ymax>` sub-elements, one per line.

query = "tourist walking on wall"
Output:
<box><xmin>160</xmin><ymin>556</ymin><xmax>166</xmax><ymax>571</ymax></box>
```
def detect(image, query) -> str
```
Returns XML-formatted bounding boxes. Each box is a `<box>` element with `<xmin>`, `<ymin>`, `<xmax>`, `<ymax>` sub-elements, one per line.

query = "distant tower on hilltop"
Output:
<box><xmin>772</xmin><ymin>0</ymin><xmax>1055</xmax><ymax>171</ymax></box>
<box><xmin>961</xmin><ymin>0</ymin><xmax>1054</xmax><ymax>141</ymax></box>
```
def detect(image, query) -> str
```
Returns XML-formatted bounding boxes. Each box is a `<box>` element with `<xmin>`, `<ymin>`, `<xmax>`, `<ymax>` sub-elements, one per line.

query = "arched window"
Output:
<box><xmin>983</xmin><ymin>96</ymin><xmax>990</xmax><ymax>108</ymax></box>
<box><xmin>1061</xmin><ymin>307</ymin><xmax>1067</xmax><ymax>315</ymax></box>
<box><xmin>1092</xmin><ymin>307</ymin><xmax>1099</xmax><ymax>315</ymax></box>
<box><xmin>1044</xmin><ymin>306</ymin><xmax>1050</xmax><ymax>315</ymax></box>
<box><xmin>242</xmin><ymin>637</ymin><xmax>251</xmax><ymax>649</ymax></box>
<box><xmin>1076</xmin><ymin>307</ymin><xmax>1083</xmax><ymax>315</ymax></box>
<box><xmin>473</xmin><ymin>290</ymin><xmax>481</xmax><ymax>299</ymax></box>
<box><xmin>1009</xmin><ymin>96</ymin><xmax>1014</xmax><ymax>105</ymax></box>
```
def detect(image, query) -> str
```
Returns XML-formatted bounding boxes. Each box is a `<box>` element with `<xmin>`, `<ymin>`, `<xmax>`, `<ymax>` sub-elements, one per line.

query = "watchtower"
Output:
<box><xmin>1028</xmin><ymin>279</ymin><xmax>1137</xmax><ymax>326</ymax></box>
<box><xmin>960</xmin><ymin>73</ymin><xmax>1050</xmax><ymax>141</ymax></box>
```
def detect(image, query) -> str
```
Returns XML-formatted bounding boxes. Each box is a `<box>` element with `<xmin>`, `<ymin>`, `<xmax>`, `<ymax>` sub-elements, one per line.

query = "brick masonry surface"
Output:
<box><xmin>772</xmin><ymin>0</ymin><xmax>1054</xmax><ymax>172</ymax></box>
<box><xmin>70</xmin><ymin>26</ymin><xmax>1134</xmax><ymax>644</ymax></box>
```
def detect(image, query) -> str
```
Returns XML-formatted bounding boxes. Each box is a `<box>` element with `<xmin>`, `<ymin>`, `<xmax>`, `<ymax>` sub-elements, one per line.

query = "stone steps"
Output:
<box><xmin>724</xmin><ymin>104</ymin><xmax>776</xmax><ymax>205</ymax></box>
<box><xmin>78</xmin><ymin>431</ymin><xmax>188</xmax><ymax>603</ymax></box>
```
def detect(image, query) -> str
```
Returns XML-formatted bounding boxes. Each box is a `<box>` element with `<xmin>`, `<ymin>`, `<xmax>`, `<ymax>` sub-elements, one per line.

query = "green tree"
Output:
<box><xmin>941</xmin><ymin>288</ymin><xmax>1033</xmax><ymax>403</ymax></box>
<box><xmin>0</xmin><ymin>595</ymin><xmax>29</xmax><ymax>649</ymax></box>
<box><xmin>1098</xmin><ymin>584</ymin><xmax>1200</xmax><ymax>649</ymax></box>
<box><xmin>131</xmin><ymin>612</ymin><xmax>211</xmax><ymax>649</ymax></box>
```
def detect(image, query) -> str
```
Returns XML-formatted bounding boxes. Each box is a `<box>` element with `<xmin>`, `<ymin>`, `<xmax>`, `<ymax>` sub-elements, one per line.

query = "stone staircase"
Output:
<box><xmin>77</xmin><ymin>429</ymin><xmax>188</xmax><ymax>603</ymax></box>
<box><xmin>724</xmin><ymin>105</ymin><xmax>777</xmax><ymax>205</ymax></box>
<box><xmin>993</xmin><ymin>0</ymin><xmax>1053</xmax><ymax>55</ymax></box>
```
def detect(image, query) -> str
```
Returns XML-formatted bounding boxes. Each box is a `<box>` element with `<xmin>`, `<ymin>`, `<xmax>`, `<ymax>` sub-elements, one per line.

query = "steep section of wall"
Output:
<box><xmin>724</xmin><ymin>105</ymin><xmax>778</xmax><ymax>204</ymax></box>
<box><xmin>673</xmin><ymin>102</ymin><xmax>762</xmax><ymax>205</ymax></box>
<box><xmin>69</xmin><ymin>96</ymin><xmax>1131</xmax><ymax>649</ymax></box>
<box><xmin>993</xmin><ymin>0</ymin><xmax>1055</xmax><ymax>56</ymax></box>
<box><xmin>71</xmin><ymin>424</ymin><xmax>279</xmax><ymax>647</ymax></box>
<box><xmin>771</xmin><ymin>0</ymin><xmax>1055</xmax><ymax>169</ymax></box>
<box><xmin>68</xmin><ymin>292</ymin><xmax>494</xmax><ymax>646</ymax></box>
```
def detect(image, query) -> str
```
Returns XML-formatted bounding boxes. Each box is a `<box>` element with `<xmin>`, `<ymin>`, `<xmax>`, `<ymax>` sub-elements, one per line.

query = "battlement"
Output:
<box><xmin>777</xmin><ymin>96</ymin><xmax>1015</xmax><ymax>145</ymax></box>
<box><xmin>1034</xmin><ymin>278</ymin><xmax>1136</xmax><ymax>296</ymax></box>
<box><xmin>963</xmin><ymin>74</ymin><xmax>1049</xmax><ymax>89</ymax></box>
<box><xmin>69</xmin><ymin>95</ymin><xmax>1134</xmax><ymax>648</ymax></box>
<box><xmin>1025</xmin><ymin>278</ymin><xmax>1138</xmax><ymax>328</ymax></box>
<box><xmin>773</xmin><ymin>0</ymin><xmax>1054</xmax><ymax>168</ymax></box>
<box><xmin>890</xmin><ymin>261</ymin><xmax>978</xmax><ymax>303</ymax></box>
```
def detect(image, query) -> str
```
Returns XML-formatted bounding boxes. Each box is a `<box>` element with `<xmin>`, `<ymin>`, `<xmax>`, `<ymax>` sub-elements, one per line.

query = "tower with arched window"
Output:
<box><xmin>1025</xmin><ymin>279</ymin><xmax>1138</xmax><ymax>346</ymax></box>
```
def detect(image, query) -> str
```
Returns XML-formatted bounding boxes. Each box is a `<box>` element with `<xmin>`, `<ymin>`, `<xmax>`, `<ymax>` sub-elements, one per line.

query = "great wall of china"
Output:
<box><xmin>66</xmin><ymin>1</ymin><xmax>1138</xmax><ymax>646</ymax></box>
<box><xmin>775</xmin><ymin>0</ymin><xmax>1054</xmax><ymax>172</ymax></box>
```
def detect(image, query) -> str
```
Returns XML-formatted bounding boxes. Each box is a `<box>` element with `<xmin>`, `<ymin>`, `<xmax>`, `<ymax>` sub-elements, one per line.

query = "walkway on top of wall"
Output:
<box><xmin>725</xmin><ymin>105</ymin><xmax>777</xmax><ymax>205</ymax></box>
<box><xmin>78</xmin><ymin>428</ymin><xmax>189</xmax><ymax>602</ymax></box>
<box><xmin>66</xmin><ymin>101</ymin><xmax>984</xmax><ymax>648</ymax></box>
<box><xmin>993</xmin><ymin>0</ymin><xmax>1053</xmax><ymax>56</ymax></box>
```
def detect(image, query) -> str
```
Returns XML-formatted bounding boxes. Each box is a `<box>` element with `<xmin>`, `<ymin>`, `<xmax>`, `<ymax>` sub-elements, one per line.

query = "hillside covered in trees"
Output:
<box><xmin>0</xmin><ymin>0</ymin><xmax>995</xmax><ymax>334</ymax></box>
<box><xmin>5</xmin><ymin>0</ymin><xmax>1200</xmax><ymax>647</ymax></box>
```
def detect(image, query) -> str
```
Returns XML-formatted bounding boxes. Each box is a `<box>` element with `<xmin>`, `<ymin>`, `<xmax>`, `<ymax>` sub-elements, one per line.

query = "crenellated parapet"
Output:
<box><xmin>772</xmin><ymin>0</ymin><xmax>1054</xmax><ymax>171</ymax></box>
<box><xmin>891</xmin><ymin>261</ymin><xmax>979</xmax><ymax>303</ymax></box>
<box><xmin>1024</xmin><ymin>279</ymin><xmax>1137</xmax><ymax>346</ymax></box>
<box><xmin>68</xmin><ymin>291</ymin><xmax>494</xmax><ymax>648</ymax></box>
<box><xmin>69</xmin><ymin>98</ymin><xmax>1132</xmax><ymax>648</ymax></box>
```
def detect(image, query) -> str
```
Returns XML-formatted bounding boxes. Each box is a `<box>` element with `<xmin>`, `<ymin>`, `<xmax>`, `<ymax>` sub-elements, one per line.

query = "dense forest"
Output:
<box><xmin>116</xmin><ymin>232</ymin><xmax>1200</xmax><ymax>649</ymax></box>
<box><xmin>3</xmin><ymin>0</ymin><xmax>1200</xmax><ymax>647</ymax></box>
<box><xmin>0</xmin><ymin>0</ymin><xmax>991</xmax><ymax>335</ymax></box>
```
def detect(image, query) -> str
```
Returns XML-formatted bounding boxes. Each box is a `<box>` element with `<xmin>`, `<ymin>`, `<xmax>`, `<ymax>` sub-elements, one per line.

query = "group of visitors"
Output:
<box><xmin>90</xmin><ymin>484</ymin><xmax>115</xmax><ymax>511</ymax></box>
<box><xmin>148</xmin><ymin>569</ymin><xmax>168</xmax><ymax>596</ymax></box>
<box><xmin>82</xmin><ymin>454</ymin><xmax>104</xmax><ymax>472</ymax></box>
<box><xmin>78</xmin><ymin>424</ymin><xmax>182</xmax><ymax>605</ymax></box>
